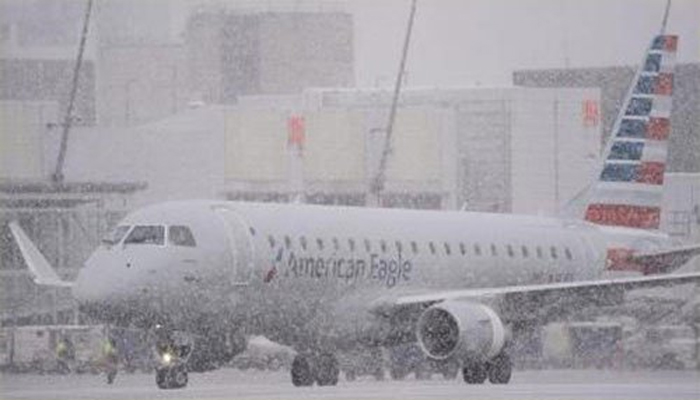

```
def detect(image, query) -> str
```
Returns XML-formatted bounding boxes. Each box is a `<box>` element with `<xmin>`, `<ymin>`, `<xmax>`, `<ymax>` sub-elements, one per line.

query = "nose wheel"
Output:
<box><xmin>156</xmin><ymin>364</ymin><xmax>188</xmax><ymax>389</ymax></box>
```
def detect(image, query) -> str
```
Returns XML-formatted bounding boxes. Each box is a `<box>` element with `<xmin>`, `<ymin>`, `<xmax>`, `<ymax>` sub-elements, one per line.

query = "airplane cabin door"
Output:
<box><xmin>213</xmin><ymin>207</ymin><xmax>255</xmax><ymax>285</ymax></box>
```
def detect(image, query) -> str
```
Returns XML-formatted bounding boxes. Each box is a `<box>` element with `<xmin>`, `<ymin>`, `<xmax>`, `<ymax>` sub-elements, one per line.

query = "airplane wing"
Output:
<box><xmin>371</xmin><ymin>271</ymin><xmax>700</xmax><ymax>320</ymax></box>
<box><xmin>8</xmin><ymin>221</ymin><xmax>74</xmax><ymax>288</ymax></box>
<box><xmin>630</xmin><ymin>244</ymin><xmax>700</xmax><ymax>274</ymax></box>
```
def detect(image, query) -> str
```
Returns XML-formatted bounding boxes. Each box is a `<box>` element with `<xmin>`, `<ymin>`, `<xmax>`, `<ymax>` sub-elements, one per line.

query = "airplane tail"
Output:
<box><xmin>8</xmin><ymin>221</ymin><xmax>74</xmax><ymax>287</ymax></box>
<box><xmin>578</xmin><ymin>32</ymin><xmax>678</xmax><ymax>230</ymax></box>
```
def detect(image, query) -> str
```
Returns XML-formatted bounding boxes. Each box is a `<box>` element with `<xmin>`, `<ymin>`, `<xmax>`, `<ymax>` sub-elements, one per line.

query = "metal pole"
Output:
<box><xmin>370</xmin><ymin>0</ymin><xmax>418</xmax><ymax>206</ymax></box>
<box><xmin>660</xmin><ymin>0</ymin><xmax>671</xmax><ymax>34</ymax></box>
<box><xmin>53</xmin><ymin>0</ymin><xmax>93</xmax><ymax>184</ymax></box>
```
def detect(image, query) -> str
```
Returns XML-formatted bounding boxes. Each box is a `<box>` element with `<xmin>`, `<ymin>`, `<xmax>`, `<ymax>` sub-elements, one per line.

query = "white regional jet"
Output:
<box><xmin>9</xmin><ymin>28</ymin><xmax>700</xmax><ymax>389</ymax></box>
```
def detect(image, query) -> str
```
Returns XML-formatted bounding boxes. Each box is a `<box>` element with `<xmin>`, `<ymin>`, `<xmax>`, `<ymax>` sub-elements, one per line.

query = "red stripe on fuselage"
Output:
<box><xmin>585</xmin><ymin>204</ymin><xmax>661</xmax><ymax>229</ymax></box>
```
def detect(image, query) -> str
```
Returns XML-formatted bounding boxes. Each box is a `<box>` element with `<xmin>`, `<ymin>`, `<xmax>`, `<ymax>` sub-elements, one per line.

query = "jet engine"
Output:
<box><xmin>416</xmin><ymin>301</ymin><xmax>506</xmax><ymax>361</ymax></box>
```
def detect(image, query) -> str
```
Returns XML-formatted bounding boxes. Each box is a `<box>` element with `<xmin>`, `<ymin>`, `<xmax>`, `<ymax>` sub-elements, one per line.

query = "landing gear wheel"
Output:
<box><xmin>155</xmin><ymin>365</ymin><xmax>188</xmax><ymax>389</ymax></box>
<box><xmin>487</xmin><ymin>353</ymin><xmax>512</xmax><ymax>384</ymax></box>
<box><xmin>291</xmin><ymin>355</ymin><xmax>314</xmax><ymax>387</ymax></box>
<box><xmin>315</xmin><ymin>353</ymin><xmax>339</xmax><ymax>386</ymax></box>
<box><xmin>156</xmin><ymin>368</ymin><xmax>168</xmax><ymax>389</ymax></box>
<box><xmin>171</xmin><ymin>365</ymin><xmax>188</xmax><ymax>388</ymax></box>
<box><xmin>462</xmin><ymin>362</ymin><xmax>487</xmax><ymax>384</ymax></box>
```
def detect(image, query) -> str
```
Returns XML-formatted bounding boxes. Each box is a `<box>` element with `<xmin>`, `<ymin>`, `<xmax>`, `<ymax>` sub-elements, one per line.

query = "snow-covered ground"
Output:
<box><xmin>2</xmin><ymin>369</ymin><xmax>699</xmax><ymax>400</ymax></box>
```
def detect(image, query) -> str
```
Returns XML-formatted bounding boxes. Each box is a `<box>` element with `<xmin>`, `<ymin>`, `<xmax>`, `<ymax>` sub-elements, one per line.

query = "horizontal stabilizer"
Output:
<box><xmin>8</xmin><ymin>221</ymin><xmax>73</xmax><ymax>288</ymax></box>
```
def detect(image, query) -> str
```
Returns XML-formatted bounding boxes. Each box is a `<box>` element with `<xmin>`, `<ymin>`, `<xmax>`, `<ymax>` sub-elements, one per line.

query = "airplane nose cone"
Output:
<box><xmin>73</xmin><ymin>248</ymin><xmax>133</xmax><ymax>305</ymax></box>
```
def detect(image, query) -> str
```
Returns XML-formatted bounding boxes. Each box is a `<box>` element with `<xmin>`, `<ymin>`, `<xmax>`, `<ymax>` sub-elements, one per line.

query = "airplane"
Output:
<box><xmin>8</xmin><ymin>23</ymin><xmax>700</xmax><ymax>390</ymax></box>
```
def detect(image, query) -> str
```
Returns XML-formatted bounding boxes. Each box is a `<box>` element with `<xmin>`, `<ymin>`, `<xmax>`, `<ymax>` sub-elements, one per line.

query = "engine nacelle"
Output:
<box><xmin>416</xmin><ymin>301</ymin><xmax>506</xmax><ymax>361</ymax></box>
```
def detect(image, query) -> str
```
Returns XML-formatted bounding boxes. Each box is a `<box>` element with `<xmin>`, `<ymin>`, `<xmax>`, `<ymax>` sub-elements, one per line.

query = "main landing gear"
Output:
<box><xmin>291</xmin><ymin>353</ymin><xmax>340</xmax><ymax>387</ymax></box>
<box><xmin>462</xmin><ymin>352</ymin><xmax>512</xmax><ymax>385</ymax></box>
<box><xmin>156</xmin><ymin>364</ymin><xmax>188</xmax><ymax>389</ymax></box>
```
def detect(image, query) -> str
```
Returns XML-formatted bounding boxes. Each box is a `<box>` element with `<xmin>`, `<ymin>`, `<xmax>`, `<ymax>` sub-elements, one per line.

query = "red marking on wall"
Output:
<box><xmin>287</xmin><ymin>115</ymin><xmax>305</xmax><ymax>151</ymax></box>
<box><xmin>585</xmin><ymin>204</ymin><xmax>661</xmax><ymax>229</ymax></box>
<box><xmin>654</xmin><ymin>73</ymin><xmax>673</xmax><ymax>96</ymax></box>
<box><xmin>582</xmin><ymin>99</ymin><xmax>600</xmax><ymax>127</ymax></box>
<box><xmin>636</xmin><ymin>162</ymin><xmax>665</xmax><ymax>185</ymax></box>
<box><xmin>646</xmin><ymin>117</ymin><xmax>670</xmax><ymax>140</ymax></box>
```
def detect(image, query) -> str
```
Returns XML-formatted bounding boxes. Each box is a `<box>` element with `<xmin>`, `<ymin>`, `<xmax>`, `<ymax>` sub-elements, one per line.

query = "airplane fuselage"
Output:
<box><xmin>74</xmin><ymin>200</ymin><xmax>674</xmax><ymax>349</ymax></box>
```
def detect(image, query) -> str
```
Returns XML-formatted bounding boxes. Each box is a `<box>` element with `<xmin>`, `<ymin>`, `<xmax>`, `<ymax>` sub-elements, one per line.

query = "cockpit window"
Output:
<box><xmin>169</xmin><ymin>226</ymin><xmax>197</xmax><ymax>247</ymax></box>
<box><xmin>102</xmin><ymin>225</ymin><xmax>131</xmax><ymax>245</ymax></box>
<box><xmin>124</xmin><ymin>225</ymin><xmax>165</xmax><ymax>245</ymax></box>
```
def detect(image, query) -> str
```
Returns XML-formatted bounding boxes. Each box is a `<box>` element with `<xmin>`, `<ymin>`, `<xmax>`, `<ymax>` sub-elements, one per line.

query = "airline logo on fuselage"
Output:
<box><xmin>282</xmin><ymin>251</ymin><xmax>412</xmax><ymax>288</ymax></box>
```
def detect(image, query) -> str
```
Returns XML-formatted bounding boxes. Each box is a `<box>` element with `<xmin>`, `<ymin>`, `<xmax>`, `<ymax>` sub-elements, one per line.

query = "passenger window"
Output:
<box><xmin>169</xmin><ymin>226</ymin><xmax>196</xmax><ymax>247</ymax></box>
<box><xmin>490</xmin><ymin>244</ymin><xmax>497</xmax><ymax>256</ymax></box>
<box><xmin>474</xmin><ymin>244</ymin><xmax>481</xmax><ymax>256</ymax></box>
<box><xmin>125</xmin><ymin>225</ymin><xmax>165</xmax><ymax>245</ymax></box>
<box><xmin>411</xmin><ymin>241</ymin><xmax>418</xmax><ymax>254</ymax></box>
<box><xmin>565</xmin><ymin>247</ymin><xmax>573</xmax><ymax>260</ymax></box>
<box><xmin>102</xmin><ymin>225</ymin><xmax>130</xmax><ymax>245</ymax></box>
<box><xmin>332</xmin><ymin>237</ymin><xmax>340</xmax><ymax>251</ymax></box>
<box><xmin>380</xmin><ymin>240</ymin><xmax>387</xmax><ymax>253</ymax></box>
<box><xmin>521</xmin><ymin>246</ymin><xmax>529</xmax><ymax>258</ymax></box>
<box><xmin>316</xmin><ymin>238</ymin><xmax>324</xmax><ymax>251</ymax></box>
<box><xmin>348</xmin><ymin>239</ymin><xmax>356</xmax><ymax>252</ymax></box>
<box><xmin>536</xmin><ymin>246</ymin><xmax>543</xmax><ymax>258</ymax></box>
<box><xmin>285</xmin><ymin>236</ymin><xmax>292</xmax><ymax>249</ymax></box>
<box><xmin>429</xmin><ymin>242</ymin><xmax>436</xmax><ymax>255</ymax></box>
<box><xmin>506</xmin><ymin>245</ymin><xmax>514</xmax><ymax>257</ymax></box>
<box><xmin>300</xmin><ymin>236</ymin><xmax>308</xmax><ymax>250</ymax></box>
<box><xmin>444</xmin><ymin>243</ymin><xmax>451</xmax><ymax>256</ymax></box>
<box><xmin>459</xmin><ymin>243</ymin><xmax>466</xmax><ymax>256</ymax></box>
<box><xmin>268</xmin><ymin>235</ymin><xmax>275</xmax><ymax>248</ymax></box>
<box><xmin>364</xmin><ymin>239</ymin><xmax>371</xmax><ymax>253</ymax></box>
<box><xmin>395</xmin><ymin>241</ymin><xmax>403</xmax><ymax>253</ymax></box>
<box><xmin>550</xmin><ymin>246</ymin><xmax>558</xmax><ymax>259</ymax></box>
<box><xmin>249</xmin><ymin>227</ymin><xmax>256</xmax><ymax>236</ymax></box>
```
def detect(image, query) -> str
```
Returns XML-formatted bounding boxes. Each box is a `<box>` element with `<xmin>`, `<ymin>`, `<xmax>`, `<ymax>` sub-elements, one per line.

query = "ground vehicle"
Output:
<box><xmin>542</xmin><ymin>322</ymin><xmax>623</xmax><ymax>369</ymax></box>
<box><xmin>624</xmin><ymin>325</ymin><xmax>699</xmax><ymax>370</ymax></box>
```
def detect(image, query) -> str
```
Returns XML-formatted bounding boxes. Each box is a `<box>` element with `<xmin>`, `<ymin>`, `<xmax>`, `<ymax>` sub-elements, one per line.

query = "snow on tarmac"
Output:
<box><xmin>2</xmin><ymin>369</ymin><xmax>699</xmax><ymax>400</ymax></box>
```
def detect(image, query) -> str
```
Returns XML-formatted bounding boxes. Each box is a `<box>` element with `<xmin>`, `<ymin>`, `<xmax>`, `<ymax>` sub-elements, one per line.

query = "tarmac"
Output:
<box><xmin>2</xmin><ymin>368</ymin><xmax>699</xmax><ymax>400</ymax></box>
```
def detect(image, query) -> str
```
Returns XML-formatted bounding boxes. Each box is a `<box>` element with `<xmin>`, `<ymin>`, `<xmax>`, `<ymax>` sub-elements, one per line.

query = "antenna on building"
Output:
<box><xmin>369</xmin><ymin>0</ymin><xmax>418</xmax><ymax>207</ymax></box>
<box><xmin>52</xmin><ymin>0</ymin><xmax>93</xmax><ymax>184</ymax></box>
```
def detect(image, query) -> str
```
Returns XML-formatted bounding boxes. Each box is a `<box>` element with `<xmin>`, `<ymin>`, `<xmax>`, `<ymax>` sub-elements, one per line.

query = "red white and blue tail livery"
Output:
<box><xmin>584</xmin><ymin>34</ymin><xmax>677</xmax><ymax>230</ymax></box>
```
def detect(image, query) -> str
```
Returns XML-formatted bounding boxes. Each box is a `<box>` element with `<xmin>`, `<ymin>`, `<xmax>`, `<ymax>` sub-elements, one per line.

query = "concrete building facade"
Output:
<box><xmin>514</xmin><ymin>63</ymin><xmax>700</xmax><ymax>173</ymax></box>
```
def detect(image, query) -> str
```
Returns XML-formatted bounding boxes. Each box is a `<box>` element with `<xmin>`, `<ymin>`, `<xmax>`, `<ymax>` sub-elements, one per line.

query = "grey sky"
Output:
<box><xmin>351</xmin><ymin>0</ymin><xmax>700</xmax><ymax>87</ymax></box>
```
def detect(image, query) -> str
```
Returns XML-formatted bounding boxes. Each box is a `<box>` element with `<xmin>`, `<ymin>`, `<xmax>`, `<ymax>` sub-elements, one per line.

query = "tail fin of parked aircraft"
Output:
<box><xmin>580</xmin><ymin>29</ymin><xmax>678</xmax><ymax>230</ymax></box>
<box><xmin>8</xmin><ymin>221</ymin><xmax>74</xmax><ymax>287</ymax></box>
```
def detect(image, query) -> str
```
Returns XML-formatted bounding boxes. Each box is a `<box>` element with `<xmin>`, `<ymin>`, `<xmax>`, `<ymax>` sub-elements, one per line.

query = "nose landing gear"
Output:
<box><xmin>153</xmin><ymin>328</ymin><xmax>193</xmax><ymax>389</ymax></box>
